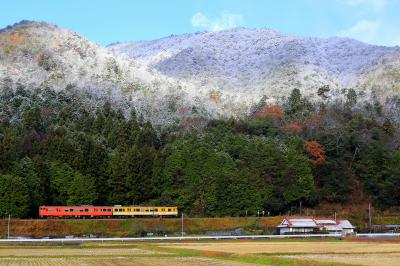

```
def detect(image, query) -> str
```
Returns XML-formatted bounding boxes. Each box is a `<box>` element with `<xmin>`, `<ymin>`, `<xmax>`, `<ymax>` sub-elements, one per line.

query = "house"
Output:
<box><xmin>277</xmin><ymin>216</ymin><xmax>355</xmax><ymax>235</ymax></box>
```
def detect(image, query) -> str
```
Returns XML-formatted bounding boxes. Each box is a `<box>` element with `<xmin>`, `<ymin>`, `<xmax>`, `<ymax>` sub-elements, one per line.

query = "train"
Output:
<box><xmin>39</xmin><ymin>205</ymin><xmax>178</xmax><ymax>218</ymax></box>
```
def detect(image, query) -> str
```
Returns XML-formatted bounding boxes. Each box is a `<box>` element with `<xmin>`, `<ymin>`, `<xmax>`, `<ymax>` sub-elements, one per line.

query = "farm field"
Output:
<box><xmin>158</xmin><ymin>239</ymin><xmax>400</xmax><ymax>265</ymax></box>
<box><xmin>0</xmin><ymin>239</ymin><xmax>399</xmax><ymax>265</ymax></box>
<box><xmin>160</xmin><ymin>240</ymin><xmax>400</xmax><ymax>254</ymax></box>
<box><xmin>0</xmin><ymin>257</ymin><xmax>251</xmax><ymax>266</ymax></box>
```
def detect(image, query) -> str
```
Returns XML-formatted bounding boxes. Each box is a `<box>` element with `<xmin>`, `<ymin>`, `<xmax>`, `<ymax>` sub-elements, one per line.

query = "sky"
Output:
<box><xmin>1</xmin><ymin>0</ymin><xmax>400</xmax><ymax>46</ymax></box>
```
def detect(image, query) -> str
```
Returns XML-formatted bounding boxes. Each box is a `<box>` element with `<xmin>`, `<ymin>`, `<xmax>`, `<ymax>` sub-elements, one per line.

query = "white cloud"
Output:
<box><xmin>191</xmin><ymin>11</ymin><xmax>244</xmax><ymax>31</ymax></box>
<box><xmin>338</xmin><ymin>20</ymin><xmax>380</xmax><ymax>43</ymax></box>
<box><xmin>341</xmin><ymin>0</ymin><xmax>387</xmax><ymax>9</ymax></box>
<box><xmin>338</xmin><ymin>20</ymin><xmax>400</xmax><ymax>46</ymax></box>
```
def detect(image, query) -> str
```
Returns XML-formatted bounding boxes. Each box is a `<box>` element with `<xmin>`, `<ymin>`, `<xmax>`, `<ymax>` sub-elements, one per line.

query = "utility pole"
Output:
<box><xmin>368</xmin><ymin>203</ymin><xmax>372</xmax><ymax>231</ymax></box>
<box><xmin>7</xmin><ymin>214</ymin><xmax>10</xmax><ymax>239</ymax></box>
<box><xmin>334</xmin><ymin>211</ymin><xmax>337</xmax><ymax>222</ymax></box>
<box><xmin>181</xmin><ymin>212</ymin><xmax>184</xmax><ymax>237</ymax></box>
<box><xmin>299</xmin><ymin>201</ymin><xmax>302</xmax><ymax>216</ymax></box>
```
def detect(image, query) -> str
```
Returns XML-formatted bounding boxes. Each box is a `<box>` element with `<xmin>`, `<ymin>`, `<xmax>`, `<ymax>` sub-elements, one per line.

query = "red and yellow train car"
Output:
<box><xmin>39</xmin><ymin>205</ymin><xmax>178</xmax><ymax>218</ymax></box>
<box><xmin>39</xmin><ymin>206</ymin><xmax>112</xmax><ymax>218</ymax></box>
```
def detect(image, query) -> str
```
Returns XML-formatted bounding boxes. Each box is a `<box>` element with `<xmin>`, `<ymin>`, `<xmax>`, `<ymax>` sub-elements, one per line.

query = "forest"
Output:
<box><xmin>0</xmin><ymin>85</ymin><xmax>399</xmax><ymax>218</ymax></box>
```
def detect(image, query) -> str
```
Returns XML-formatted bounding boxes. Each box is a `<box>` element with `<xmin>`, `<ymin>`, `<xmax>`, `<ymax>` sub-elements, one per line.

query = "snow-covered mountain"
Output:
<box><xmin>110</xmin><ymin>27</ymin><xmax>400</xmax><ymax>104</ymax></box>
<box><xmin>1</xmin><ymin>21</ymin><xmax>400</xmax><ymax>126</ymax></box>
<box><xmin>0</xmin><ymin>21</ymin><xmax>214</xmax><ymax>126</ymax></box>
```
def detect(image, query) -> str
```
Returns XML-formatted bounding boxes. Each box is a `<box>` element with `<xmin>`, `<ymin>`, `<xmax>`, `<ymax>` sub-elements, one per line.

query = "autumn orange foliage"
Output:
<box><xmin>282</xmin><ymin>123</ymin><xmax>303</xmax><ymax>135</ymax></box>
<box><xmin>256</xmin><ymin>104</ymin><xmax>284</xmax><ymax>118</ymax></box>
<box><xmin>210</xmin><ymin>90</ymin><xmax>222</xmax><ymax>103</ymax></box>
<box><xmin>8</xmin><ymin>32</ymin><xmax>27</xmax><ymax>45</ymax></box>
<box><xmin>304</xmin><ymin>140</ymin><xmax>325</xmax><ymax>165</ymax></box>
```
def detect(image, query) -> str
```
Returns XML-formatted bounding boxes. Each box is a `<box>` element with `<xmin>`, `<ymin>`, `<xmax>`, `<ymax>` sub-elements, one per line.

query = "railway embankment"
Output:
<box><xmin>0</xmin><ymin>217</ymin><xmax>282</xmax><ymax>238</ymax></box>
<box><xmin>0</xmin><ymin>216</ymin><xmax>398</xmax><ymax>238</ymax></box>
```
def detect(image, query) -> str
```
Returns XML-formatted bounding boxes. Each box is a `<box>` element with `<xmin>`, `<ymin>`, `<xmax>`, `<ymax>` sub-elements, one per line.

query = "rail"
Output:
<box><xmin>0</xmin><ymin>234</ymin><xmax>341</xmax><ymax>243</ymax></box>
<box><xmin>0</xmin><ymin>233</ymin><xmax>398</xmax><ymax>244</ymax></box>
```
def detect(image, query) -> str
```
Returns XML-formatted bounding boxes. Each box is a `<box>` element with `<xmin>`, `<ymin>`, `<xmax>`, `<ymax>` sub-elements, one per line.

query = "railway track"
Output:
<box><xmin>0</xmin><ymin>233</ymin><xmax>399</xmax><ymax>244</ymax></box>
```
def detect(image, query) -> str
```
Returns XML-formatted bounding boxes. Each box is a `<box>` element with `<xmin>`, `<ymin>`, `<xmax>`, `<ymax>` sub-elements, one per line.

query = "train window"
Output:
<box><xmin>85</xmin><ymin>209</ymin><xmax>89</xmax><ymax>212</ymax></box>
<box><xmin>136</xmin><ymin>208</ymin><xmax>140</xmax><ymax>212</ymax></box>
<box><xmin>108</xmin><ymin>209</ymin><xmax>111</xmax><ymax>211</ymax></box>
<box><xmin>65</xmin><ymin>209</ymin><xmax>69</xmax><ymax>212</ymax></box>
<box><xmin>155</xmin><ymin>208</ymin><xmax>158</xmax><ymax>212</ymax></box>
<box><xmin>145</xmin><ymin>209</ymin><xmax>149</xmax><ymax>212</ymax></box>
<box><xmin>168</xmin><ymin>208</ymin><xmax>171</xmax><ymax>212</ymax></box>
<box><xmin>70</xmin><ymin>209</ymin><xmax>74</xmax><ymax>212</ymax></box>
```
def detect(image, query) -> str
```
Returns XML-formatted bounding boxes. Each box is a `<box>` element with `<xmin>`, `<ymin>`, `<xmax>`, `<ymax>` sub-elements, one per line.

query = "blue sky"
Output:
<box><xmin>1</xmin><ymin>0</ymin><xmax>399</xmax><ymax>46</ymax></box>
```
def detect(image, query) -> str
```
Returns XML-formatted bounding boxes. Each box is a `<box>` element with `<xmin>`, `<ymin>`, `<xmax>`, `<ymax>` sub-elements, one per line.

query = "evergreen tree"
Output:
<box><xmin>0</xmin><ymin>174</ymin><xmax>29</xmax><ymax>218</ymax></box>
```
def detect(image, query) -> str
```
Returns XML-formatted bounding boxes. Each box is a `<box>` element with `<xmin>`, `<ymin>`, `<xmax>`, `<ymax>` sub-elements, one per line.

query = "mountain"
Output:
<box><xmin>0</xmin><ymin>21</ymin><xmax>213</xmax><ymax>126</ymax></box>
<box><xmin>109</xmin><ymin>27</ymin><xmax>400</xmax><ymax>106</ymax></box>
<box><xmin>1</xmin><ymin>21</ymin><xmax>400</xmax><ymax>126</ymax></box>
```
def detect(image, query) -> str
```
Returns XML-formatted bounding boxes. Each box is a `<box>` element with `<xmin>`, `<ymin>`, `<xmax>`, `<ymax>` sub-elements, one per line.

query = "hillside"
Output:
<box><xmin>0</xmin><ymin>21</ymin><xmax>211</xmax><ymax>126</ymax></box>
<box><xmin>110</xmin><ymin>27</ymin><xmax>400</xmax><ymax>106</ymax></box>
<box><xmin>0</xmin><ymin>21</ymin><xmax>399</xmax><ymax>219</ymax></box>
<box><xmin>1</xmin><ymin>21</ymin><xmax>400</xmax><ymax>125</ymax></box>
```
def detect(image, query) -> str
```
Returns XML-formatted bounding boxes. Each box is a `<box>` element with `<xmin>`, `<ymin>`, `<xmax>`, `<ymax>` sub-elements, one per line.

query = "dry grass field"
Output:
<box><xmin>0</xmin><ymin>257</ymin><xmax>251</xmax><ymax>266</ymax></box>
<box><xmin>160</xmin><ymin>240</ymin><xmax>400</xmax><ymax>254</ymax></box>
<box><xmin>158</xmin><ymin>240</ymin><xmax>400</xmax><ymax>265</ymax></box>
<box><xmin>283</xmin><ymin>253</ymin><xmax>400</xmax><ymax>266</ymax></box>
<box><xmin>0</xmin><ymin>239</ymin><xmax>399</xmax><ymax>265</ymax></box>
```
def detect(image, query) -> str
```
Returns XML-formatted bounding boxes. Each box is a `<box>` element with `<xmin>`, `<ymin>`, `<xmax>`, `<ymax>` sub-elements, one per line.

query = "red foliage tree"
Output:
<box><xmin>304</xmin><ymin>140</ymin><xmax>325</xmax><ymax>165</ymax></box>
<box><xmin>282</xmin><ymin>123</ymin><xmax>303</xmax><ymax>135</ymax></box>
<box><xmin>256</xmin><ymin>104</ymin><xmax>284</xmax><ymax>118</ymax></box>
